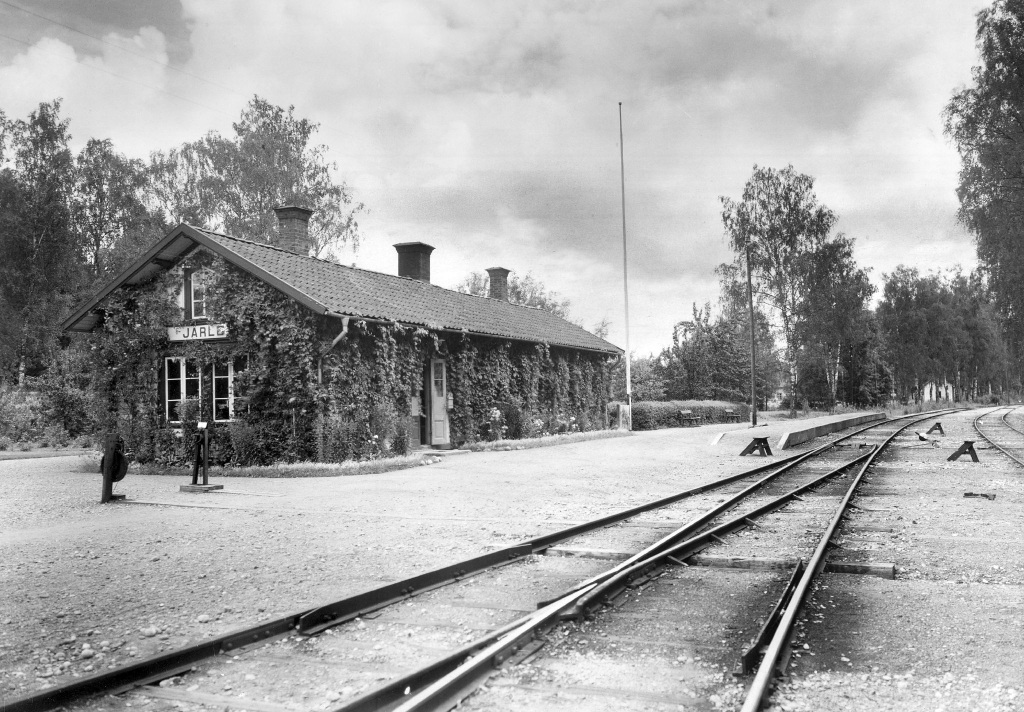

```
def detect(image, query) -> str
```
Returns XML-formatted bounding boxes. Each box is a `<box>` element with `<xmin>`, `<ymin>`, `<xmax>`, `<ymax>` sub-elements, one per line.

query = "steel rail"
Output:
<box><xmin>544</xmin><ymin>444</ymin><xmax>875</xmax><ymax>609</ymax></box>
<box><xmin>739</xmin><ymin>411</ymin><xmax>942</xmax><ymax>712</ymax></box>
<box><xmin>739</xmin><ymin>560</ymin><xmax>806</xmax><ymax>675</ymax></box>
<box><xmin>336</xmin><ymin>410</ymin><xmax>958</xmax><ymax>712</ymax></box>
<box><xmin>0</xmin><ymin>451</ymin><xmax>808</xmax><ymax>712</ymax></box>
<box><xmin>362</xmin><ymin>449</ymin><xmax>877</xmax><ymax>712</ymax></box>
<box><xmin>300</xmin><ymin>453</ymin><xmax>809</xmax><ymax>635</ymax></box>
<box><xmin>571</xmin><ymin>449</ymin><xmax>876</xmax><ymax>616</ymax></box>
<box><xmin>534</xmin><ymin>408</ymin><xmax>954</xmax><ymax>608</ymax></box>
<box><xmin>7</xmin><ymin>409</ymin><xmax>957</xmax><ymax>712</ymax></box>
<box><xmin>999</xmin><ymin>407</ymin><xmax>1020</xmax><ymax>433</ymax></box>
<box><xmin>974</xmin><ymin>406</ymin><xmax>1024</xmax><ymax>467</ymax></box>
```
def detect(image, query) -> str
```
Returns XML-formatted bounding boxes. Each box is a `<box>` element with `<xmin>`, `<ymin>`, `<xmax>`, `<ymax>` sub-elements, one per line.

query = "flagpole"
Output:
<box><xmin>619</xmin><ymin>102</ymin><xmax>632</xmax><ymax>419</ymax></box>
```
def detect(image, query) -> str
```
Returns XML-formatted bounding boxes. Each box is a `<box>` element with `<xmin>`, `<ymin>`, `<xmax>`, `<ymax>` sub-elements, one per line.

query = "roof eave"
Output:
<box><xmin>324</xmin><ymin>311</ymin><xmax>621</xmax><ymax>356</ymax></box>
<box><xmin>62</xmin><ymin>224</ymin><xmax>331</xmax><ymax>332</ymax></box>
<box><xmin>62</xmin><ymin>224</ymin><xmax>196</xmax><ymax>332</ymax></box>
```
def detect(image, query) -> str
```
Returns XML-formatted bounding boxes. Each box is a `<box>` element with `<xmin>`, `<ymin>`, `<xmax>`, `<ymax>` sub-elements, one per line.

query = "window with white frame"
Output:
<box><xmin>189</xmin><ymin>269</ymin><xmax>207</xmax><ymax>320</ymax></box>
<box><xmin>213</xmin><ymin>361</ymin><xmax>234</xmax><ymax>422</ymax></box>
<box><xmin>165</xmin><ymin>357</ymin><xmax>199</xmax><ymax>422</ymax></box>
<box><xmin>164</xmin><ymin>356</ymin><xmax>245</xmax><ymax>424</ymax></box>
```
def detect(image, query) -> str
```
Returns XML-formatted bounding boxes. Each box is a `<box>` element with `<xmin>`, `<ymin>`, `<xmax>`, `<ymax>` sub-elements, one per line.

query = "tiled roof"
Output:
<box><xmin>194</xmin><ymin>228</ymin><xmax>620</xmax><ymax>354</ymax></box>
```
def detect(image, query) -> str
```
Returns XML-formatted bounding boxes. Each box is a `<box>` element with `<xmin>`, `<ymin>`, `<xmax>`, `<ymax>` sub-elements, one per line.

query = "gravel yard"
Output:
<box><xmin>1</xmin><ymin>409</ymin><xmax>1021</xmax><ymax>711</ymax></box>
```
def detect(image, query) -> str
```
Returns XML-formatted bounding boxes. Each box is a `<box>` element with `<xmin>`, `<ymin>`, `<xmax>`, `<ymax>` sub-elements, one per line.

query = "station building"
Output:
<box><xmin>63</xmin><ymin>208</ymin><xmax>620</xmax><ymax>464</ymax></box>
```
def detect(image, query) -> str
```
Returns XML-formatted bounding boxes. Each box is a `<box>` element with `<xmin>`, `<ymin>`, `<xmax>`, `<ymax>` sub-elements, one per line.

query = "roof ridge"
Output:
<box><xmin>193</xmin><ymin>225</ymin><xmax>584</xmax><ymax>322</ymax></box>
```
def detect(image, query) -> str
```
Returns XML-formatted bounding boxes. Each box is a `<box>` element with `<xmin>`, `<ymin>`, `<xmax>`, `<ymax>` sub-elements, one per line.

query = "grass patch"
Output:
<box><xmin>128</xmin><ymin>432</ymin><xmax>630</xmax><ymax>475</ymax></box>
<box><xmin>133</xmin><ymin>453</ymin><xmax>440</xmax><ymax>479</ymax></box>
<box><xmin>464</xmin><ymin>429</ymin><xmax>632</xmax><ymax>453</ymax></box>
<box><xmin>128</xmin><ymin>430</ymin><xmax>633</xmax><ymax>476</ymax></box>
<box><xmin>0</xmin><ymin>448</ymin><xmax>96</xmax><ymax>462</ymax></box>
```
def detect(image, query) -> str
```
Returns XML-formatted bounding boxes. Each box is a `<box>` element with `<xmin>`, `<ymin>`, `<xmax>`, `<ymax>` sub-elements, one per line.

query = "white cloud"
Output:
<box><xmin>0</xmin><ymin>0</ymin><xmax>992</xmax><ymax>353</ymax></box>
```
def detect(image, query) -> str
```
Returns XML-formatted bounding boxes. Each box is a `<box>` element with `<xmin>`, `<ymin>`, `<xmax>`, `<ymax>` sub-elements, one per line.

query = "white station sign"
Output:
<box><xmin>167</xmin><ymin>323</ymin><xmax>229</xmax><ymax>341</ymax></box>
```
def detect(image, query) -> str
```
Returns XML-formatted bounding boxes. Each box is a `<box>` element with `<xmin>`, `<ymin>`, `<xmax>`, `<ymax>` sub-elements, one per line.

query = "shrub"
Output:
<box><xmin>629</xmin><ymin>400</ymin><xmax>750</xmax><ymax>431</ymax></box>
<box><xmin>368</xmin><ymin>403</ymin><xmax>403</xmax><ymax>457</ymax></box>
<box><xmin>497</xmin><ymin>402</ymin><xmax>526</xmax><ymax>440</ymax></box>
<box><xmin>71</xmin><ymin>434</ymin><xmax>94</xmax><ymax>449</ymax></box>
<box><xmin>0</xmin><ymin>387</ymin><xmax>42</xmax><ymax>442</ymax></box>
<box><xmin>319</xmin><ymin>416</ymin><xmax>360</xmax><ymax>463</ymax></box>
<box><xmin>317</xmin><ymin>403</ymin><xmax>405</xmax><ymax>463</ymax></box>
<box><xmin>40</xmin><ymin>424</ymin><xmax>71</xmax><ymax>448</ymax></box>
<box><xmin>230</xmin><ymin>419</ymin><xmax>268</xmax><ymax>466</ymax></box>
<box><xmin>479</xmin><ymin>407</ymin><xmax>505</xmax><ymax>441</ymax></box>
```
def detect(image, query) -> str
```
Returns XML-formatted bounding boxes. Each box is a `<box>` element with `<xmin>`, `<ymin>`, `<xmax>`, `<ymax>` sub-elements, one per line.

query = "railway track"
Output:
<box><xmin>973</xmin><ymin>405</ymin><xmax>1024</xmax><ymax>467</ymax></box>
<box><xmin>8</xmin><ymin>409</ymin><xmax>958</xmax><ymax>712</ymax></box>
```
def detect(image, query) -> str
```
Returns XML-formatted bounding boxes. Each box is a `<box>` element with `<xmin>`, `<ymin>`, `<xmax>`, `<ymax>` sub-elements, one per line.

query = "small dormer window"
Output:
<box><xmin>187</xmin><ymin>269</ymin><xmax>207</xmax><ymax>320</ymax></box>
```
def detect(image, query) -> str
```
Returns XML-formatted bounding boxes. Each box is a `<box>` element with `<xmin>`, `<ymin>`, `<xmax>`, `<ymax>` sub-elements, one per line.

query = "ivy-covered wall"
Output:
<box><xmin>85</xmin><ymin>248</ymin><xmax>613</xmax><ymax>466</ymax></box>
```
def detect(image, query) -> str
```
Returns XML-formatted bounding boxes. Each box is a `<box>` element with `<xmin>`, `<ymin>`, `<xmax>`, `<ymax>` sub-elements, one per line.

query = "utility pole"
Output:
<box><xmin>619</xmin><ymin>102</ymin><xmax>632</xmax><ymax>419</ymax></box>
<box><xmin>746</xmin><ymin>235</ymin><xmax>758</xmax><ymax>427</ymax></box>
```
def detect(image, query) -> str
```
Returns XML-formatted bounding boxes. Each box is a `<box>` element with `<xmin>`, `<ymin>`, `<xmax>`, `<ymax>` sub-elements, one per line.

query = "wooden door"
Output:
<box><xmin>429</xmin><ymin>359</ymin><xmax>449</xmax><ymax>446</ymax></box>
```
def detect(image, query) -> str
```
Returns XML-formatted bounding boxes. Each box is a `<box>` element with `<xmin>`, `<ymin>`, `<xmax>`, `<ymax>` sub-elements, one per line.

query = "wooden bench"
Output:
<box><xmin>724</xmin><ymin>408</ymin><xmax>741</xmax><ymax>423</ymax></box>
<box><xmin>679</xmin><ymin>410</ymin><xmax>701</xmax><ymax>427</ymax></box>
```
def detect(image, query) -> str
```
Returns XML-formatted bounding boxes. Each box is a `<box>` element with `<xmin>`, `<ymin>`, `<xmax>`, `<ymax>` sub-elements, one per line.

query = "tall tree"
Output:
<box><xmin>796</xmin><ymin>236</ymin><xmax>874</xmax><ymax>406</ymax></box>
<box><xmin>716</xmin><ymin>271</ymin><xmax>783</xmax><ymax>407</ymax></box>
<box><xmin>658</xmin><ymin>304</ymin><xmax>715</xmax><ymax>400</ymax></box>
<box><xmin>457</xmin><ymin>270</ymin><xmax>572</xmax><ymax>319</ymax></box>
<box><xmin>944</xmin><ymin>0</ymin><xmax>1024</xmax><ymax>377</ymax></box>
<box><xmin>74</xmin><ymin>138</ymin><xmax>165</xmax><ymax>283</ymax></box>
<box><xmin>878</xmin><ymin>267</ymin><xmax>1007</xmax><ymax>402</ymax></box>
<box><xmin>837</xmin><ymin>310</ymin><xmax>892</xmax><ymax>408</ymax></box>
<box><xmin>148</xmin><ymin>96</ymin><xmax>363</xmax><ymax>260</ymax></box>
<box><xmin>0</xmin><ymin>100</ymin><xmax>81</xmax><ymax>383</ymax></box>
<box><xmin>720</xmin><ymin>165</ymin><xmax>839</xmax><ymax>414</ymax></box>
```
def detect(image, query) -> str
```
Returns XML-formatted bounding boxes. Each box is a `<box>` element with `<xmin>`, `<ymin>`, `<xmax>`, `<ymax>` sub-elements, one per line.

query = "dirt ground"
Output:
<box><xmin>1</xmin><ymin>409</ymin><xmax>1021</xmax><ymax>711</ymax></box>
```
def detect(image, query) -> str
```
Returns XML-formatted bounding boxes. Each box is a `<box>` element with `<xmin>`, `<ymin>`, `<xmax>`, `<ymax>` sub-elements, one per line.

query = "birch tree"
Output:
<box><xmin>797</xmin><ymin>237</ymin><xmax>873</xmax><ymax>407</ymax></box>
<box><xmin>945</xmin><ymin>0</ymin><xmax>1024</xmax><ymax>378</ymax></box>
<box><xmin>148</xmin><ymin>96</ymin><xmax>363</xmax><ymax>261</ymax></box>
<box><xmin>74</xmin><ymin>138</ymin><xmax>165</xmax><ymax>284</ymax></box>
<box><xmin>720</xmin><ymin>165</ymin><xmax>838</xmax><ymax>414</ymax></box>
<box><xmin>0</xmin><ymin>101</ymin><xmax>80</xmax><ymax>383</ymax></box>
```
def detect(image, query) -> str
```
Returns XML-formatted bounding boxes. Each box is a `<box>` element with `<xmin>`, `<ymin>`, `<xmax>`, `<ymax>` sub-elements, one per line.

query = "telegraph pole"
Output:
<box><xmin>746</xmin><ymin>236</ymin><xmax>758</xmax><ymax>427</ymax></box>
<box><xmin>619</xmin><ymin>102</ymin><xmax>632</xmax><ymax>416</ymax></box>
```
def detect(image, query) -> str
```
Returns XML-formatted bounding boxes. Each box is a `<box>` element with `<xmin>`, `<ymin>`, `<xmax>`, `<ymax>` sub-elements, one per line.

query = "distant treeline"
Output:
<box><xmin>0</xmin><ymin>96</ymin><xmax>362</xmax><ymax>387</ymax></box>
<box><xmin>614</xmin><ymin>164</ymin><xmax>1010</xmax><ymax>410</ymax></box>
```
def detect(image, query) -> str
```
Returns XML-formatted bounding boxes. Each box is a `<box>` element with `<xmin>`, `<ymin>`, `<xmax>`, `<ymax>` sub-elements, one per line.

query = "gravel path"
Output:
<box><xmin>2</xmin><ymin>421</ymin><xmax>784</xmax><ymax>700</ymax></box>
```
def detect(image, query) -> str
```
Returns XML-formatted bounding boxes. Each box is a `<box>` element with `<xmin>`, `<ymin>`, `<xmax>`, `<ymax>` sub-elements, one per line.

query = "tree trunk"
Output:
<box><xmin>829</xmin><ymin>346</ymin><xmax>841</xmax><ymax>406</ymax></box>
<box><xmin>788</xmin><ymin>356</ymin><xmax>798</xmax><ymax>417</ymax></box>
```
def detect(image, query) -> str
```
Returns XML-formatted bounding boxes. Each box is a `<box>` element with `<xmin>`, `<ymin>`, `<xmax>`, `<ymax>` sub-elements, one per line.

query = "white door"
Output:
<box><xmin>429</xmin><ymin>359</ymin><xmax>449</xmax><ymax>446</ymax></box>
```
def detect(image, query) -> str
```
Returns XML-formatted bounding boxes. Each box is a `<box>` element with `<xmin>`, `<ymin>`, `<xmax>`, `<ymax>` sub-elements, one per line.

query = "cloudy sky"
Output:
<box><xmin>0</xmin><ymin>0</ymin><xmax>988</xmax><ymax>355</ymax></box>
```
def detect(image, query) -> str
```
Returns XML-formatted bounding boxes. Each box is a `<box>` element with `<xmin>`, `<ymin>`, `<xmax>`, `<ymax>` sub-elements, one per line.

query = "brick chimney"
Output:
<box><xmin>394</xmin><ymin>242</ymin><xmax>434</xmax><ymax>282</ymax></box>
<box><xmin>486</xmin><ymin>267</ymin><xmax>510</xmax><ymax>301</ymax></box>
<box><xmin>273</xmin><ymin>206</ymin><xmax>313</xmax><ymax>255</ymax></box>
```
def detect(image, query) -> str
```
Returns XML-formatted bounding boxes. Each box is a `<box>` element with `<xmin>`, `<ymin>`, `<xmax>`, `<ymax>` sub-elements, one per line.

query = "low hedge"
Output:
<box><xmin>624</xmin><ymin>400</ymin><xmax>750</xmax><ymax>431</ymax></box>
